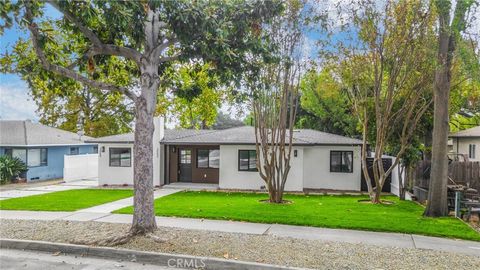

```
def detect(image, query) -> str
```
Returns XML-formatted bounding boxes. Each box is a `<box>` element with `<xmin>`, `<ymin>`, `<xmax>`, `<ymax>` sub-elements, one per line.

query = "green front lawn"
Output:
<box><xmin>115</xmin><ymin>191</ymin><xmax>480</xmax><ymax>241</ymax></box>
<box><xmin>0</xmin><ymin>189</ymin><xmax>133</xmax><ymax>211</ymax></box>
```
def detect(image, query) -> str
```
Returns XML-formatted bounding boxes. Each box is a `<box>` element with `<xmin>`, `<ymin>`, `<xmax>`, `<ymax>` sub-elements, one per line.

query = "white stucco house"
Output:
<box><xmin>450</xmin><ymin>125</ymin><xmax>480</xmax><ymax>161</ymax></box>
<box><xmin>86</xmin><ymin>117</ymin><xmax>372</xmax><ymax>192</ymax></box>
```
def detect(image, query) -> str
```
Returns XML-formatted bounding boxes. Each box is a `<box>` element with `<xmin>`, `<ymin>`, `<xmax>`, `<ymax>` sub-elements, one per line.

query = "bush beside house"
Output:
<box><xmin>0</xmin><ymin>155</ymin><xmax>28</xmax><ymax>184</ymax></box>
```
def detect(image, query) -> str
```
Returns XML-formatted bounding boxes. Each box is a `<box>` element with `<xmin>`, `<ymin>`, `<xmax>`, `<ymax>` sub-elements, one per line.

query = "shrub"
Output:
<box><xmin>0</xmin><ymin>155</ymin><xmax>28</xmax><ymax>184</ymax></box>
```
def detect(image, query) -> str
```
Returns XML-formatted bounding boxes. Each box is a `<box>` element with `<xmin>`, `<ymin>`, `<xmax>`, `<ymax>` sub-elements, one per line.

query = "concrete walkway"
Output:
<box><xmin>75</xmin><ymin>188</ymin><xmax>181</xmax><ymax>214</ymax></box>
<box><xmin>1</xmin><ymin>209</ymin><xmax>479</xmax><ymax>256</ymax></box>
<box><xmin>0</xmin><ymin>179</ymin><xmax>99</xmax><ymax>200</ymax></box>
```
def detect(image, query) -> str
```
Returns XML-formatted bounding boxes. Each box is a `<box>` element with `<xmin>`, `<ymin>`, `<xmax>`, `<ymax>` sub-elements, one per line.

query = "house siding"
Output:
<box><xmin>218</xmin><ymin>145</ymin><xmax>304</xmax><ymax>191</ymax></box>
<box><xmin>302</xmin><ymin>145</ymin><xmax>362</xmax><ymax>191</ymax></box>
<box><xmin>98</xmin><ymin>143</ymin><xmax>135</xmax><ymax>186</ymax></box>
<box><xmin>452</xmin><ymin>137</ymin><xmax>480</xmax><ymax>161</ymax></box>
<box><xmin>97</xmin><ymin>142</ymin><xmax>162</xmax><ymax>187</ymax></box>
<box><xmin>0</xmin><ymin>145</ymin><xmax>96</xmax><ymax>181</ymax></box>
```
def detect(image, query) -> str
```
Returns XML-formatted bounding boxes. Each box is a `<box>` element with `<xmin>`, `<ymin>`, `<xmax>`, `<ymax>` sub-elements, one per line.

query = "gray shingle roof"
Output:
<box><xmin>162</xmin><ymin>126</ymin><xmax>363</xmax><ymax>145</ymax></box>
<box><xmin>86</xmin><ymin>132</ymin><xmax>135</xmax><ymax>143</ymax></box>
<box><xmin>0</xmin><ymin>120</ymin><xmax>94</xmax><ymax>146</ymax></box>
<box><xmin>86</xmin><ymin>129</ymin><xmax>215</xmax><ymax>143</ymax></box>
<box><xmin>87</xmin><ymin>126</ymin><xmax>362</xmax><ymax>145</ymax></box>
<box><xmin>88</xmin><ymin>126</ymin><xmax>362</xmax><ymax>145</ymax></box>
<box><xmin>449</xmin><ymin>126</ymin><xmax>480</xmax><ymax>138</ymax></box>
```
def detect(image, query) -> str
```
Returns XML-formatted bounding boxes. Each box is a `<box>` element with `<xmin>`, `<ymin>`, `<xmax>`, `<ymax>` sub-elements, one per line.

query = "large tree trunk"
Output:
<box><xmin>131</xmin><ymin>64</ymin><xmax>159</xmax><ymax>234</ymax></box>
<box><xmin>424</xmin><ymin>13</ymin><xmax>453</xmax><ymax>217</ymax></box>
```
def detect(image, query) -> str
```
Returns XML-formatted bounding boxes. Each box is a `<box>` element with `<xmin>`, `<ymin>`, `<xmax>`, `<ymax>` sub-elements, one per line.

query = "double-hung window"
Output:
<box><xmin>197</xmin><ymin>149</ymin><xmax>220</xmax><ymax>168</ymax></box>
<box><xmin>109</xmin><ymin>148</ymin><xmax>131</xmax><ymax>167</ymax></box>
<box><xmin>238</xmin><ymin>150</ymin><xmax>257</xmax><ymax>171</ymax></box>
<box><xmin>330</xmin><ymin>151</ymin><xmax>353</xmax><ymax>173</ymax></box>
<box><xmin>27</xmin><ymin>148</ymin><xmax>48</xmax><ymax>167</ymax></box>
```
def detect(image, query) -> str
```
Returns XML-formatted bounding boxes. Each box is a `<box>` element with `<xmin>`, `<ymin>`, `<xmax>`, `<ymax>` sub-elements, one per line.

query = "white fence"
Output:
<box><xmin>63</xmin><ymin>154</ymin><xmax>98</xmax><ymax>182</ymax></box>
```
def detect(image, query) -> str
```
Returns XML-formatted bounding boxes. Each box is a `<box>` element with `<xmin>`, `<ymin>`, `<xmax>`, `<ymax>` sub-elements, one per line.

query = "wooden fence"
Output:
<box><xmin>414</xmin><ymin>160</ymin><xmax>480</xmax><ymax>191</ymax></box>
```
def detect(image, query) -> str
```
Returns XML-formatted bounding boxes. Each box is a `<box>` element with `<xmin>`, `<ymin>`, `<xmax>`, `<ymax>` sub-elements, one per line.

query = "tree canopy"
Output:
<box><xmin>0</xmin><ymin>0</ymin><xmax>284</xmax><ymax>235</ymax></box>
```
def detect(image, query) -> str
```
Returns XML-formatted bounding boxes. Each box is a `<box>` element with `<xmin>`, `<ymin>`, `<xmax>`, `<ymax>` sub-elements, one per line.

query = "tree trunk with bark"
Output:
<box><xmin>423</xmin><ymin>0</ymin><xmax>473</xmax><ymax>217</ymax></box>
<box><xmin>424</xmin><ymin>31</ymin><xmax>453</xmax><ymax>216</ymax></box>
<box><xmin>131</xmin><ymin>63</ymin><xmax>159</xmax><ymax>233</ymax></box>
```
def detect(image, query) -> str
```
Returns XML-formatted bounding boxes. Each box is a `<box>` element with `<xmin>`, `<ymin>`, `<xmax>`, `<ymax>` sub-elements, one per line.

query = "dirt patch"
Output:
<box><xmin>259</xmin><ymin>199</ymin><xmax>293</xmax><ymax>204</ymax></box>
<box><xmin>358</xmin><ymin>199</ymin><xmax>395</xmax><ymax>205</ymax></box>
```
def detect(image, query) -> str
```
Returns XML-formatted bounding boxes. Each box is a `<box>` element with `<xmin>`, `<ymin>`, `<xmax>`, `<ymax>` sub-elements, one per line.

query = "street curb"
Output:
<box><xmin>0</xmin><ymin>238</ymin><xmax>307</xmax><ymax>270</ymax></box>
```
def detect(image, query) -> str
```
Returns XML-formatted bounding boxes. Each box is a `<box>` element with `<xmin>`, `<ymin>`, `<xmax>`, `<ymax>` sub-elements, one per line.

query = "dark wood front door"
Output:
<box><xmin>178</xmin><ymin>149</ymin><xmax>192</xmax><ymax>182</ymax></box>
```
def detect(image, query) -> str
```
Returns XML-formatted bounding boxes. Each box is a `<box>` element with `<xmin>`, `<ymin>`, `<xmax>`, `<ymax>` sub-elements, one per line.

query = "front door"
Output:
<box><xmin>178</xmin><ymin>149</ymin><xmax>192</xmax><ymax>182</ymax></box>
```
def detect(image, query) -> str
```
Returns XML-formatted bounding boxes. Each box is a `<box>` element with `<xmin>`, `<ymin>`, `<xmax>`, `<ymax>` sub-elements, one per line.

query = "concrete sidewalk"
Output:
<box><xmin>0</xmin><ymin>179</ymin><xmax>98</xmax><ymax>200</ymax></box>
<box><xmin>1</xmin><ymin>209</ymin><xmax>479</xmax><ymax>257</ymax></box>
<box><xmin>75</xmin><ymin>188</ymin><xmax>181</xmax><ymax>214</ymax></box>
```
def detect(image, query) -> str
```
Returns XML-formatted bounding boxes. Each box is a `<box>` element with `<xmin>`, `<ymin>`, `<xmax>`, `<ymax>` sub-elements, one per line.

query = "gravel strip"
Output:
<box><xmin>1</xmin><ymin>219</ymin><xmax>479</xmax><ymax>270</ymax></box>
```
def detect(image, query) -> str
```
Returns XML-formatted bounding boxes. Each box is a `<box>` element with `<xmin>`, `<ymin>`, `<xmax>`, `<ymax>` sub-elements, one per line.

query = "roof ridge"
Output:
<box><xmin>171</xmin><ymin>129</ymin><xmax>220</xmax><ymax>140</ymax></box>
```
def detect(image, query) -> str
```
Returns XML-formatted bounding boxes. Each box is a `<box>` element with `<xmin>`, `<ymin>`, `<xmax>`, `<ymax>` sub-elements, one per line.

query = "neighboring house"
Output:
<box><xmin>450</xmin><ymin>125</ymin><xmax>480</xmax><ymax>161</ymax></box>
<box><xmin>87</xmin><ymin>118</ymin><xmax>365</xmax><ymax>192</ymax></box>
<box><xmin>0</xmin><ymin>120</ymin><xmax>98</xmax><ymax>181</ymax></box>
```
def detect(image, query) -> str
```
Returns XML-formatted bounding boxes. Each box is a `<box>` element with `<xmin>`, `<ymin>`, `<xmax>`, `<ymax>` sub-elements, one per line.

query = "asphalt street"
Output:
<box><xmin>0</xmin><ymin>248</ymin><xmax>184</xmax><ymax>270</ymax></box>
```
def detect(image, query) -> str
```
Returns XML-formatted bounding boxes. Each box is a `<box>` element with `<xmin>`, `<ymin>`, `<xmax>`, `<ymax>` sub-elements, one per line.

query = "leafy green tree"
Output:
<box><xmin>296</xmin><ymin>68</ymin><xmax>359</xmax><ymax>137</ymax></box>
<box><xmin>250</xmin><ymin>0</ymin><xmax>305</xmax><ymax>203</ymax></box>
<box><xmin>334</xmin><ymin>0</ymin><xmax>437</xmax><ymax>203</ymax></box>
<box><xmin>170</xmin><ymin>63</ymin><xmax>222</xmax><ymax>129</ymax></box>
<box><xmin>1</xmin><ymin>20</ymin><xmax>136</xmax><ymax>137</ymax></box>
<box><xmin>212</xmin><ymin>111</ymin><xmax>244</xmax><ymax>130</ymax></box>
<box><xmin>1</xmin><ymin>0</ymin><xmax>282</xmax><ymax>237</ymax></box>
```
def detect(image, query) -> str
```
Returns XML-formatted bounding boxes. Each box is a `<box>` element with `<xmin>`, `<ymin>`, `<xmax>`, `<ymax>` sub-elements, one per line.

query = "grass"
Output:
<box><xmin>115</xmin><ymin>191</ymin><xmax>480</xmax><ymax>241</ymax></box>
<box><xmin>0</xmin><ymin>189</ymin><xmax>133</xmax><ymax>211</ymax></box>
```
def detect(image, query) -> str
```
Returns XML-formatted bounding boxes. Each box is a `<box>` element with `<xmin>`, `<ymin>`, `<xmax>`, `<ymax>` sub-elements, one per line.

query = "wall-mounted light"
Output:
<box><xmin>101</xmin><ymin>146</ymin><xmax>105</xmax><ymax>153</ymax></box>
<box><xmin>294</xmin><ymin>149</ymin><xmax>298</xmax><ymax>157</ymax></box>
<box><xmin>172</xmin><ymin>146</ymin><xmax>176</xmax><ymax>153</ymax></box>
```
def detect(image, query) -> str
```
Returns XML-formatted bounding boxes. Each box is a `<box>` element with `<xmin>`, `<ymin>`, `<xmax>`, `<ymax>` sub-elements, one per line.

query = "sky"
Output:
<box><xmin>0</xmin><ymin>1</ymin><xmax>478</xmax><ymax>124</ymax></box>
<box><xmin>0</xmin><ymin>4</ymin><xmax>60</xmax><ymax>122</ymax></box>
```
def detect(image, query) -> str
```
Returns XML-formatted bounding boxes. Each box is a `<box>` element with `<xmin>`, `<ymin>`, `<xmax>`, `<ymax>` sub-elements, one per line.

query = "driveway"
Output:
<box><xmin>0</xmin><ymin>179</ymin><xmax>99</xmax><ymax>200</ymax></box>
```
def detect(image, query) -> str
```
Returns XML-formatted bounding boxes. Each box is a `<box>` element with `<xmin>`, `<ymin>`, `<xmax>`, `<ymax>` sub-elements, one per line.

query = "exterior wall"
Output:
<box><xmin>98</xmin><ymin>143</ymin><xmax>135</xmax><ymax>186</ymax></box>
<box><xmin>0</xmin><ymin>145</ymin><xmax>96</xmax><ymax>181</ymax></box>
<box><xmin>218</xmin><ymin>145</ymin><xmax>304</xmax><ymax>192</ymax></box>
<box><xmin>97</xmin><ymin>117</ymin><xmax>164</xmax><ymax>186</ymax></box>
<box><xmin>303</xmin><ymin>145</ymin><xmax>362</xmax><ymax>191</ymax></box>
<box><xmin>452</xmin><ymin>137</ymin><xmax>480</xmax><ymax>161</ymax></box>
<box><xmin>63</xmin><ymin>153</ymin><xmax>98</xmax><ymax>181</ymax></box>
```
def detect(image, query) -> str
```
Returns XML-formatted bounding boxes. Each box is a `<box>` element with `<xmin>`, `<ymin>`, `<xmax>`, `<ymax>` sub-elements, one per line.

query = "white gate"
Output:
<box><xmin>63</xmin><ymin>154</ymin><xmax>98</xmax><ymax>182</ymax></box>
